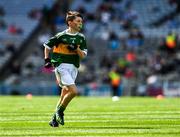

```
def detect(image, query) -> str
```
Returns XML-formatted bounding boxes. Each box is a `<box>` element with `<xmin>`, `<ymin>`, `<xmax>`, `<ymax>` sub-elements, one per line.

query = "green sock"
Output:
<box><xmin>51</xmin><ymin>113</ymin><xmax>56</xmax><ymax>121</ymax></box>
<box><xmin>51</xmin><ymin>105</ymin><xmax>65</xmax><ymax>121</ymax></box>
<box><xmin>56</xmin><ymin>104</ymin><xmax>66</xmax><ymax>114</ymax></box>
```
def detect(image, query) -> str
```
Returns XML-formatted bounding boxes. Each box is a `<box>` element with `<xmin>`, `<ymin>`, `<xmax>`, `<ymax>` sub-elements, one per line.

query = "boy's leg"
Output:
<box><xmin>49</xmin><ymin>69</ymin><xmax>64</xmax><ymax>127</ymax></box>
<box><xmin>52</xmin><ymin>64</ymin><xmax>78</xmax><ymax>126</ymax></box>
<box><xmin>60</xmin><ymin>85</ymin><xmax>78</xmax><ymax>107</ymax></box>
<box><xmin>59</xmin><ymin>86</ymin><xmax>69</xmax><ymax>104</ymax></box>
<box><xmin>50</xmin><ymin>86</ymin><xmax>68</xmax><ymax>126</ymax></box>
<box><xmin>56</xmin><ymin>84</ymin><xmax>78</xmax><ymax>125</ymax></box>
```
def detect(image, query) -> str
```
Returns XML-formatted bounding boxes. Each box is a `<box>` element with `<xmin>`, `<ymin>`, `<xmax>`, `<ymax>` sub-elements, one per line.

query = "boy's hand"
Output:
<box><xmin>68</xmin><ymin>44</ymin><xmax>78</xmax><ymax>50</ymax></box>
<box><xmin>44</xmin><ymin>58</ymin><xmax>52</xmax><ymax>68</ymax></box>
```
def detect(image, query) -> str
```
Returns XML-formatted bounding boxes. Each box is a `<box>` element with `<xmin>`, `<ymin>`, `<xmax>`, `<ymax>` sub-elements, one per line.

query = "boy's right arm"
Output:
<box><xmin>43</xmin><ymin>35</ymin><xmax>60</xmax><ymax>68</ymax></box>
<box><xmin>44</xmin><ymin>47</ymin><xmax>51</xmax><ymax>59</ymax></box>
<box><xmin>44</xmin><ymin>47</ymin><xmax>52</xmax><ymax>68</ymax></box>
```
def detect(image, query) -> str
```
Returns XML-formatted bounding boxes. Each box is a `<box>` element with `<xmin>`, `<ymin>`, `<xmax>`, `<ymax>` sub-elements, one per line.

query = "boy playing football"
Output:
<box><xmin>43</xmin><ymin>11</ymin><xmax>87</xmax><ymax>127</ymax></box>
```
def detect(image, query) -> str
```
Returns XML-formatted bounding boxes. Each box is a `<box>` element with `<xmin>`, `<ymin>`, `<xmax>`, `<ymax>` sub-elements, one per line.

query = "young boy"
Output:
<box><xmin>43</xmin><ymin>11</ymin><xmax>87</xmax><ymax>127</ymax></box>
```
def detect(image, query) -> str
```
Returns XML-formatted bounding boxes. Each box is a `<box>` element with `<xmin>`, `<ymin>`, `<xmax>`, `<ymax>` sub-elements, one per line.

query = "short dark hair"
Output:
<box><xmin>66</xmin><ymin>11</ymin><xmax>83</xmax><ymax>26</ymax></box>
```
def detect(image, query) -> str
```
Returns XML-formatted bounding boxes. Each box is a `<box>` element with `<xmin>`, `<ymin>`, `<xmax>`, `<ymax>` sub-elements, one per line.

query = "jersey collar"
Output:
<box><xmin>65</xmin><ymin>29</ymin><xmax>79</xmax><ymax>36</ymax></box>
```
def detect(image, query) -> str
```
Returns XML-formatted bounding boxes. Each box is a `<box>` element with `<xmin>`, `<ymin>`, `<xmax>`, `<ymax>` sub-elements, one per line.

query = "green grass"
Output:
<box><xmin>0</xmin><ymin>96</ymin><xmax>180</xmax><ymax>137</ymax></box>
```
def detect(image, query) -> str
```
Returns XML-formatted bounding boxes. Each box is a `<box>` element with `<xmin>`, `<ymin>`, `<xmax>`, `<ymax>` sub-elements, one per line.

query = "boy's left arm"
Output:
<box><xmin>76</xmin><ymin>45</ymin><xmax>87</xmax><ymax>59</ymax></box>
<box><xmin>76</xmin><ymin>36</ymin><xmax>87</xmax><ymax>59</ymax></box>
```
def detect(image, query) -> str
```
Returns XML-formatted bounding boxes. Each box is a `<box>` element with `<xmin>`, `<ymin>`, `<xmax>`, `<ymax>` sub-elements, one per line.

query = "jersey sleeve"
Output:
<box><xmin>43</xmin><ymin>35</ymin><xmax>59</xmax><ymax>49</ymax></box>
<box><xmin>81</xmin><ymin>36</ymin><xmax>88</xmax><ymax>56</ymax></box>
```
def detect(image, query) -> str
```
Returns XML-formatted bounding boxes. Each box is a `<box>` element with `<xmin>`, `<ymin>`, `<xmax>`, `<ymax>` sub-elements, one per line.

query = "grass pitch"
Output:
<box><xmin>0</xmin><ymin>96</ymin><xmax>180</xmax><ymax>137</ymax></box>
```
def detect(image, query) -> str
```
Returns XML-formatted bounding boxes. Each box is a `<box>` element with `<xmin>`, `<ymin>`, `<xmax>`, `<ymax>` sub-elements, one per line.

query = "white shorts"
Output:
<box><xmin>54</xmin><ymin>63</ymin><xmax>78</xmax><ymax>87</ymax></box>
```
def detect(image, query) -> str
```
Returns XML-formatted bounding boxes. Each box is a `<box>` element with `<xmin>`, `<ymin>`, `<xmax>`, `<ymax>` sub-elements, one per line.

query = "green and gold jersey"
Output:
<box><xmin>43</xmin><ymin>29</ymin><xmax>87</xmax><ymax>68</ymax></box>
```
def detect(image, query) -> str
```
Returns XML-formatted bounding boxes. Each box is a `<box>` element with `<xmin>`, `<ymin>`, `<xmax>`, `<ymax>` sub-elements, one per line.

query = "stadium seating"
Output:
<box><xmin>0</xmin><ymin>0</ymin><xmax>53</xmax><ymax>15</ymax></box>
<box><xmin>0</xmin><ymin>0</ymin><xmax>180</xmax><ymax>96</ymax></box>
<box><xmin>132</xmin><ymin>0</ymin><xmax>175</xmax><ymax>26</ymax></box>
<box><xmin>0</xmin><ymin>0</ymin><xmax>54</xmax><ymax>70</ymax></box>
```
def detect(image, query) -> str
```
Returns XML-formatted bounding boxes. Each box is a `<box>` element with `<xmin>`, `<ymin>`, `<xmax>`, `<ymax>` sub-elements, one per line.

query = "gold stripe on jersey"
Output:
<box><xmin>53</xmin><ymin>44</ymin><xmax>77</xmax><ymax>55</ymax></box>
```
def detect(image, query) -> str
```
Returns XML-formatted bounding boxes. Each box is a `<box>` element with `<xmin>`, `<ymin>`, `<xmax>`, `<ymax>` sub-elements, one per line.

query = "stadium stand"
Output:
<box><xmin>0</xmin><ymin>0</ymin><xmax>180</xmax><ymax>97</ymax></box>
<box><xmin>0</xmin><ymin>0</ymin><xmax>54</xmax><ymax>69</ymax></box>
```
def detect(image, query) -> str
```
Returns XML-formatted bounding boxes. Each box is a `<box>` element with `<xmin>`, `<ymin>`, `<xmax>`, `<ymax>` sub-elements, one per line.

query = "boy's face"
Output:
<box><xmin>69</xmin><ymin>16</ymin><xmax>83</xmax><ymax>32</ymax></box>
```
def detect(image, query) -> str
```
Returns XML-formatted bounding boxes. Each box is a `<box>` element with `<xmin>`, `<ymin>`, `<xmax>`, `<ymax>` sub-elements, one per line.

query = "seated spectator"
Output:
<box><xmin>100</xmin><ymin>55</ymin><xmax>113</xmax><ymax>69</ymax></box>
<box><xmin>28</xmin><ymin>8</ymin><xmax>42</xmax><ymax>20</ymax></box>
<box><xmin>4</xmin><ymin>61</ymin><xmax>22</xmax><ymax>85</ymax></box>
<box><xmin>53</xmin><ymin>12</ymin><xmax>64</xmax><ymax>26</ymax></box>
<box><xmin>117</xmin><ymin>58</ymin><xmax>128</xmax><ymax>75</ymax></box>
<box><xmin>126</xmin><ymin>27</ymin><xmax>144</xmax><ymax>49</ymax></box>
<box><xmin>8</xmin><ymin>24</ymin><xmax>23</xmax><ymax>35</ymax></box>
<box><xmin>166</xmin><ymin>18</ymin><xmax>179</xmax><ymax>29</ymax></box>
<box><xmin>0</xmin><ymin>5</ymin><xmax>5</xmax><ymax>16</ymax></box>
<box><xmin>124</xmin><ymin>68</ymin><xmax>135</xmax><ymax>79</ymax></box>
<box><xmin>108</xmin><ymin>31</ymin><xmax>120</xmax><ymax>50</ymax></box>
<box><xmin>77</xmin><ymin>5</ymin><xmax>87</xmax><ymax>16</ymax></box>
<box><xmin>10</xmin><ymin>61</ymin><xmax>21</xmax><ymax>75</ymax></box>
<box><xmin>97</xmin><ymin>1</ymin><xmax>113</xmax><ymax>26</ymax></box>
<box><xmin>125</xmin><ymin>50</ymin><xmax>136</xmax><ymax>63</ymax></box>
<box><xmin>0</xmin><ymin>18</ymin><xmax>7</xmax><ymax>30</ymax></box>
<box><xmin>169</xmin><ymin>0</ymin><xmax>180</xmax><ymax>13</ymax></box>
<box><xmin>0</xmin><ymin>43</ymin><xmax>6</xmax><ymax>56</ymax></box>
<box><xmin>6</xmin><ymin>43</ymin><xmax>16</xmax><ymax>53</ymax></box>
<box><xmin>121</xmin><ymin>5</ymin><xmax>138</xmax><ymax>29</ymax></box>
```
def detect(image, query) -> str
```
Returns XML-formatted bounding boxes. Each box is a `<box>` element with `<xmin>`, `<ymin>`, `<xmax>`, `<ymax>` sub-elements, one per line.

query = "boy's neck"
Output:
<box><xmin>67</xmin><ymin>28</ymin><xmax>78</xmax><ymax>34</ymax></box>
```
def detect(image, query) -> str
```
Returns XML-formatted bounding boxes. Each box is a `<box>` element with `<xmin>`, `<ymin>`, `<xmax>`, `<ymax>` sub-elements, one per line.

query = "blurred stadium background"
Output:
<box><xmin>0</xmin><ymin>0</ymin><xmax>180</xmax><ymax>97</ymax></box>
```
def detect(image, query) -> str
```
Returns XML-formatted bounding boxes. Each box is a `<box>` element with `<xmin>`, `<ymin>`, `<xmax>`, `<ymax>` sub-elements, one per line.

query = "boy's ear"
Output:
<box><xmin>67</xmin><ymin>21</ymin><xmax>71</xmax><ymax>26</ymax></box>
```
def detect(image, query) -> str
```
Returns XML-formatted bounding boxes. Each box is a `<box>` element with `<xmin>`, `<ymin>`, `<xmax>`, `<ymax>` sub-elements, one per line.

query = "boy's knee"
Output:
<box><xmin>72</xmin><ymin>89</ymin><xmax>78</xmax><ymax>97</ymax></box>
<box><xmin>70</xmin><ymin>86</ymin><xmax>78</xmax><ymax>96</ymax></box>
